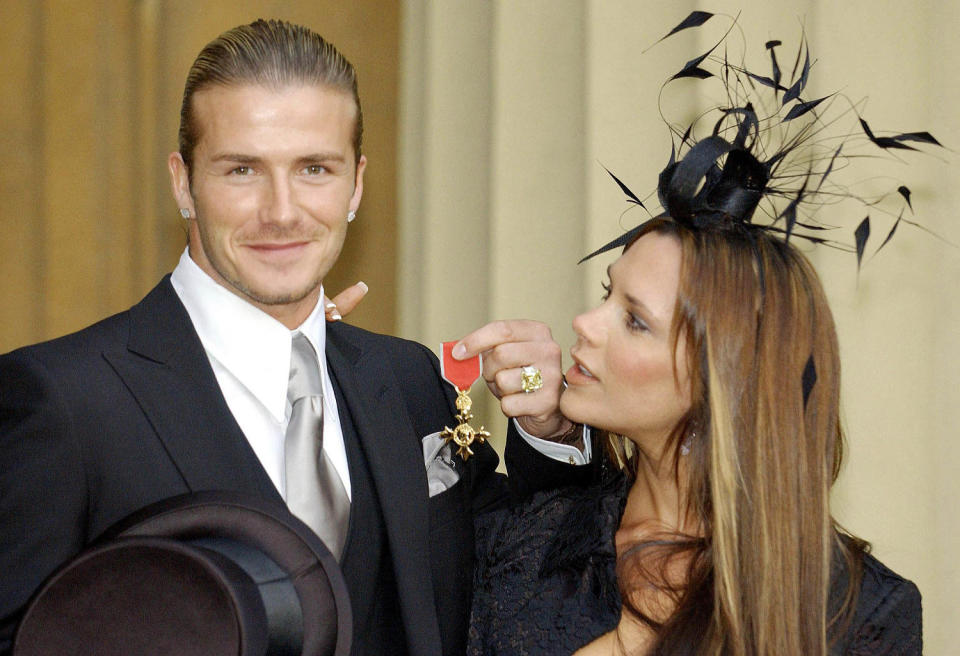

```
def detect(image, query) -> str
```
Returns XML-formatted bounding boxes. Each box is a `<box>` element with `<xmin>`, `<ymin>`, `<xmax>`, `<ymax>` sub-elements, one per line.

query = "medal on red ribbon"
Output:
<box><xmin>439</xmin><ymin>341</ymin><xmax>490</xmax><ymax>461</ymax></box>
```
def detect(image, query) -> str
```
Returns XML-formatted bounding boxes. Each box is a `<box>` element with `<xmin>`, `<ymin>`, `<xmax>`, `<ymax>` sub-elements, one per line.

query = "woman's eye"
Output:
<box><xmin>600</xmin><ymin>281</ymin><xmax>611</xmax><ymax>301</ymax></box>
<box><xmin>626</xmin><ymin>312</ymin><xmax>649</xmax><ymax>334</ymax></box>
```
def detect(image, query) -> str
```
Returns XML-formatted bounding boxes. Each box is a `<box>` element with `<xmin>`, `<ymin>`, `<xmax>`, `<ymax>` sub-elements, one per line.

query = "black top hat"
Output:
<box><xmin>13</xmin><ymin>491</ymin><xmax>352</xmax><ymax>656</ymax></box>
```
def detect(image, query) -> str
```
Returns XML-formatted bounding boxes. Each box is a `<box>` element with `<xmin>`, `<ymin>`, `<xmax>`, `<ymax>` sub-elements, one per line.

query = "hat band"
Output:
<box><xmin>192</xmin><ymin>537</ymin><xmax>304</xmax><ymax>656</ymax></box>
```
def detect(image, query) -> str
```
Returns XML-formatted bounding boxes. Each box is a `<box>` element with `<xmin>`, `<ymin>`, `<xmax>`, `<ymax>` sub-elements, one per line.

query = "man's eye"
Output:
<box><xmin>304</xmin><ymin>165</ymin><xmax>326</xmax><ymax>175</ymax></box>
<box><xmin>230</xmin><ymin>166</ymin><xmax>252</xmax><ymax>175</ymax></box>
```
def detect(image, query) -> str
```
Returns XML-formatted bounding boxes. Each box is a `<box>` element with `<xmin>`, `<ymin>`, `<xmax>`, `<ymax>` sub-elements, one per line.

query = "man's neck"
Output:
<box><xmin>255</xmin><ymin>291</ymin><xmax>323</xmax><ymax>330</ymax></box>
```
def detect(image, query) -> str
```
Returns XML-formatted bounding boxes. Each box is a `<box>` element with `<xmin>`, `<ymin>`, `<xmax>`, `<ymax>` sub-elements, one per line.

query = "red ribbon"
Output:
<box><xmin>440</xmin><ymin>341</ymin><xmax>481</xmax><ymax>391</ymax></box>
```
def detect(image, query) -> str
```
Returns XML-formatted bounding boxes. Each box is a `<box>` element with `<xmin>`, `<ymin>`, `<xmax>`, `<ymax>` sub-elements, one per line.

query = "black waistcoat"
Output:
<box><xmin>330</xmin><ymin>370</ymin><xmax>408</xmax><ymax>656</ymax></box>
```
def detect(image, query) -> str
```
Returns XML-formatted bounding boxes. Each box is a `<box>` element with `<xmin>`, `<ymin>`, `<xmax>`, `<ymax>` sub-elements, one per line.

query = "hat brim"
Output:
<box><xmin>14</xmin><ymin>491</ymin><xmax>352</xmax><ymax>656</ymax></box>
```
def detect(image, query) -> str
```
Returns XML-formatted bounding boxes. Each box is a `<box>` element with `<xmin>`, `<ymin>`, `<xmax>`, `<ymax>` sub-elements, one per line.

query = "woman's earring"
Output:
<box><xmin>347</xmin><ymin>210</ymin><xmax>356</xmax><ymax>223</ymax></box>
<box><xmin>179</xmin><ymin>208</ymin><xmax>191</xmax><ymax>219</ymax></box>
<box><xmin>680</xmin><ymin>430</ymin><xmax>695</xmax><ymax>456</ymax></box>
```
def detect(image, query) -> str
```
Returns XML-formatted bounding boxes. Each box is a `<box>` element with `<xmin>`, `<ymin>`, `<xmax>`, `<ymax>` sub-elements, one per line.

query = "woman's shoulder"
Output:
<box><xmin>832</xmin><ymin>550</ymin><xmax>922</xmax><ymax>655</ymax></box>
<box><xmin>859</xmin><ymin>552</ymin><xmax>920</xmax><ymax>600</ymax></box>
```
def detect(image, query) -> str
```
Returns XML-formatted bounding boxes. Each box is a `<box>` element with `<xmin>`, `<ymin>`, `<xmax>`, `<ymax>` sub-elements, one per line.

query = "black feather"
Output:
<box><xmin>898</xmin><ymin>185</ymin><xmax>913</xmax><ymax>211</ymax></box>
<box><xmin>783</xmin><ymin>95</ymin><xmax>830</xmax><ymax>121</ymax></box>
<box><xmin>893</xmin><ymin>131</ymin><xmax>942</xmax><ymax>147</ymax></box>
<box><xmin>815</xmin><ymin>145</ymin><xmax>843</xmax><ymax>192</ymax></box>
<box><xmin>766</xmin><ymin>39</ymin><xmax>783</xmax><ymax>88</ymax></box>
<box><xmin>745</xmin><ymin>71</ymin><xmax>787</xmax><ymax>92</ymax></box>
<box><xmin>661</xmin><ymin>11</ymin><xmax>714</xmax><ymax>40</ymax></box>
<box><xmin>861</xmin><ymin>117</ymin><xmax>920</xmax><ymax>151</ymax></box>
<box><xmin>876</xmin><ymin>211</ymin><xmax>902</xmax><ymax>254</ymax></box>
<box><xmin>603</xmin><ymin>166</ymin><xmax>646</xmax><ymax>209</ymax></box>
<box><xmin>802</xmin><ymin>355</ymin><xmax>817</xmax><ymax>407</ymax></box>
<box><xmin>783</xmin><ymin>47</ymin><xmax>811</xmax><ymax>104</ymax></box>
<box><xmin>855</xmin><ymin>217</ymin><xmax>871</xmax><ymax>269</ymax></box>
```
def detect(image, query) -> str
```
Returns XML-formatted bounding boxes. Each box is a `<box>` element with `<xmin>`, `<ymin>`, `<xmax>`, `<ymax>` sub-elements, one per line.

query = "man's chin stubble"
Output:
<box><xmin>224</xmin><ymin>272</ymin><xmax>323</xmax><ymax>308</ymax></box>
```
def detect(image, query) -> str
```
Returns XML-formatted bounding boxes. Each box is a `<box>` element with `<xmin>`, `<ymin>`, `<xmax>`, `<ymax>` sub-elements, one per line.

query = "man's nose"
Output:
<box><xmin>265</xmin><ymin>175</ymin><xmax>298</xmax><ymax>224</ymax></box>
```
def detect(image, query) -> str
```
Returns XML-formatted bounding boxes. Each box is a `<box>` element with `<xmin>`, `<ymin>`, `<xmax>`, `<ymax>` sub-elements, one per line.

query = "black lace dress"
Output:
<box><xmin>467</xmin><ymin>461</ymin><xmax>922</xmax><ymax>655</ymax></box>
<box><xmin>468</xmin><ymin>462</ymin><xmax>626</xmax><ymax>655</ymax></box>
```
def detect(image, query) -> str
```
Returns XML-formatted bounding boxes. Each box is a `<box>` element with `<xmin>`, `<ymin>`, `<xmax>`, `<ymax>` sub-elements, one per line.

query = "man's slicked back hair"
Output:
<box><xmin>178</xmin><ymin>19</ymin><xmax>363</xmax><ymax>172</ymax></box>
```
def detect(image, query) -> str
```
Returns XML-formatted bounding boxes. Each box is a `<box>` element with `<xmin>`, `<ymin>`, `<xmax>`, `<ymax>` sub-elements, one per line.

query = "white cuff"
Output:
<box><xmin>512</xmin><ymin>419</ymin><xmax>592</xmax><ymax>466</ymax></box>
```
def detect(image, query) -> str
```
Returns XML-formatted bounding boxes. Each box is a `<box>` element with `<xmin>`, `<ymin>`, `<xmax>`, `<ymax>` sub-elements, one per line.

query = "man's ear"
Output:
<box><xmin>348</xmin><ymin>155</ymin><xmax>367</xmax><ymax>213</ymax></box>
<box><xmin>167</xmin><ymin>151</ymin><xmax>195</xmax><ymax>216</ymax></box>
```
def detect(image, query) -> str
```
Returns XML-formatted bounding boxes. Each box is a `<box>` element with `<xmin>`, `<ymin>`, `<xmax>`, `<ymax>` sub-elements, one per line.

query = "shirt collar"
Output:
<box><xmin>170</xmin><ymin>248</ymin><xmax>327</xmax><ymax>423</ymax></box>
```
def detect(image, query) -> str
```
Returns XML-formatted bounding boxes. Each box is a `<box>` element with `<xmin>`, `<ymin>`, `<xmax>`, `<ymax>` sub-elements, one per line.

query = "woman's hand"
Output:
<box><xmin>453</xmin><ymin>320</ymin><xmax>573</xmax><ymax>439</ymax></box>
<box><xmin>324</xmin><ymin>281</ymin><xmax>368</xmax><ymax>322</ymax></box>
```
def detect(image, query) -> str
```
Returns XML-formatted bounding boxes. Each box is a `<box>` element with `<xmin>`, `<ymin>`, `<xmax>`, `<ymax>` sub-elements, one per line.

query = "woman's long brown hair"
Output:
<box><xmin>614</xmin><ymin>219</ymin><xmax>866</xmax><ymax>655</ymax></box>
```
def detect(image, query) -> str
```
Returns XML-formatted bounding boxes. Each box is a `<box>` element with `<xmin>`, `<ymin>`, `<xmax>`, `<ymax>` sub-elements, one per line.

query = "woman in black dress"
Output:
<box><xmin>466</xmin><ymin>222</ymin><xmax>922</xmax><ymax>655</ymax></box>
<box><xmin>461</xmin><ymin>13</ymin><xmax>931</xmax><ymax>656</ymax></box>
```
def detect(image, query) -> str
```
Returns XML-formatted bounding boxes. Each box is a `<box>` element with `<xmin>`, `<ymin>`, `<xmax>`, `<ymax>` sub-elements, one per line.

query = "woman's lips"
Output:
<box><xmin>565</xmin><ymin>359</ymin><xmax>597</xmax><ymax>385</ymax></box>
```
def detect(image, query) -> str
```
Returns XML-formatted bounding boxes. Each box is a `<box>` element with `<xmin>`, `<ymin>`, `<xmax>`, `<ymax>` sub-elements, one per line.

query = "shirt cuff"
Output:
<box><xmin>512</xmin><ymin>419</ymin><xmax>592</xmax><ymax>466</ymax></box>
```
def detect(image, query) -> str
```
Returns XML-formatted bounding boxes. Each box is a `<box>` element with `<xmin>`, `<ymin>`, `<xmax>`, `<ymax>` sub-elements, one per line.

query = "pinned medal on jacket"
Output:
<box><xmin>12</xmin><ymin>491</ymin><xmax>352</xmax><ymax>656</ymax></box>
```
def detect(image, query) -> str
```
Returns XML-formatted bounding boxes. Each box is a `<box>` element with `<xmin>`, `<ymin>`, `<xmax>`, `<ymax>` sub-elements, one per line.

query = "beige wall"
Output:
<box><xmin>401</xmin><ymin>1</ymin><xmax>959</xmax><ymax>652</ymax></box>
<box><xmin>0</xmin><ymin>0</ymin><xmax>399</xmax><ymax>352</ymax></box>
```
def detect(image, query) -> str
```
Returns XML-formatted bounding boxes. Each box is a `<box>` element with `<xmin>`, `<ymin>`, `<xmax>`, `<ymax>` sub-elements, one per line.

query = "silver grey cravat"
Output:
<box><xmin>285</xmin><ymin>333</ymin><xmax>350</xmax><ymax>560</ymax></box>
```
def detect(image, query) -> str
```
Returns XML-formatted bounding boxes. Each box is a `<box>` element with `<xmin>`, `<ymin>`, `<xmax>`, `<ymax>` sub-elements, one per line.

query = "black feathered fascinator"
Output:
<box><xmin>582</xmin><ymin>11</ymin><xmax>945</xmax><ymax>268</ymax></box>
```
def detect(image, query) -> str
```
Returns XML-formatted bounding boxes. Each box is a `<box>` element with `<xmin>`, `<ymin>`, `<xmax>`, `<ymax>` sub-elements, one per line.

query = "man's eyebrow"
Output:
<box><xmin>210</xmin><ymin>153</ymin><xmax>262</xmax><ymax>164</ymax></box>
<box><xmin>295</xmin><ymin>152</ymin><xmax>348</xmax><ymax>165</ymax></box>
<box><xmin>208</xmin><ymin>152</ymin><xmax>349</xmax><ymax>165</ymax></box>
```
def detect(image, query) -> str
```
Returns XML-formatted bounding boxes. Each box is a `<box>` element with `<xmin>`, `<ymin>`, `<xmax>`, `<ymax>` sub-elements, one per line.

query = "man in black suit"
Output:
<box><xmin>0</xmin><ymin>19</ymin><xmax>585</xmax><ymax>656</ymax></box>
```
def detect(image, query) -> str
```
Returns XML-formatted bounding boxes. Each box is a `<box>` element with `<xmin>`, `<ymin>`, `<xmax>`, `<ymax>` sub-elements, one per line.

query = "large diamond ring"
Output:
<box><xmin>520</xmin><ymin>366</ymin><xmax>544</xmax><ymax>394</ymax></box>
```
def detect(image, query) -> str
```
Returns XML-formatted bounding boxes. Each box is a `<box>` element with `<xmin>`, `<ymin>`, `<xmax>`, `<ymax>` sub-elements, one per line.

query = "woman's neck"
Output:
<box><xmin>612</xmin><ymin>443</ymin><xmax>701</xmax><ymax>641</ymax></box>
<box><xmin>618</xmin><ymin>445</ymin><xmax>698</xmax><ymax>541</ymax></box>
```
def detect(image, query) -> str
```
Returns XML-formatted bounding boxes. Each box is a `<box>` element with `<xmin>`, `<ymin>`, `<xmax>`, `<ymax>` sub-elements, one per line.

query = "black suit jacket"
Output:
<box><xmin>0</xmin><ymin>277</ymin><xmax>538</xmax><ymax>655</ymax></box>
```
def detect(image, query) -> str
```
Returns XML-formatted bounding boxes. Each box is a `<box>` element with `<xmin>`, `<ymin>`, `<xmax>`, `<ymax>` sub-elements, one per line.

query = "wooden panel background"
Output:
<box><xmin>0</xmin><ymin>0</ymin><xmax>399</xmax><ymax>353</ymax></box>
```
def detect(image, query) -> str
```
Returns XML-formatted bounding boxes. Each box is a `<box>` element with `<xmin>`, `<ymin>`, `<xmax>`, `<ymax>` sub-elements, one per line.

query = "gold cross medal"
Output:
<box><xmin>439</xmin><ymin>341</ymin><xmax>490</xmax><ymax>461</ymax></box>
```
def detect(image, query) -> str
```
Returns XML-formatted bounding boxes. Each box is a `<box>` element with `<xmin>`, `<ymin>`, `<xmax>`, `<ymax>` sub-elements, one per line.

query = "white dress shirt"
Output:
<box><xmin>170</xmin><ymin>248</ymin><xmax>588</xmax><ymax>501</ymax></box>
<box><xmin>170</xmin><ymin>249</ymin><xmax>351</xmax><ymax>499</ymax></box>
<box><xmin>515</xmin><ymin>421</ymin><xmax>591</xmax><ymax>465</ymax></box>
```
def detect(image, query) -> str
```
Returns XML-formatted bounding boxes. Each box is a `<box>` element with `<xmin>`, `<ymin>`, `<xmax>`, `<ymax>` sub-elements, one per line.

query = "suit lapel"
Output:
<box><xmin>103</xmin><ymin>277</ymin><xmax>281</xmax><ymax>501</ymax></box>
<box><xmin>325</xmin><ymin>324</ymin><xmax>443</xmax><ymax>656</ymax></box>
